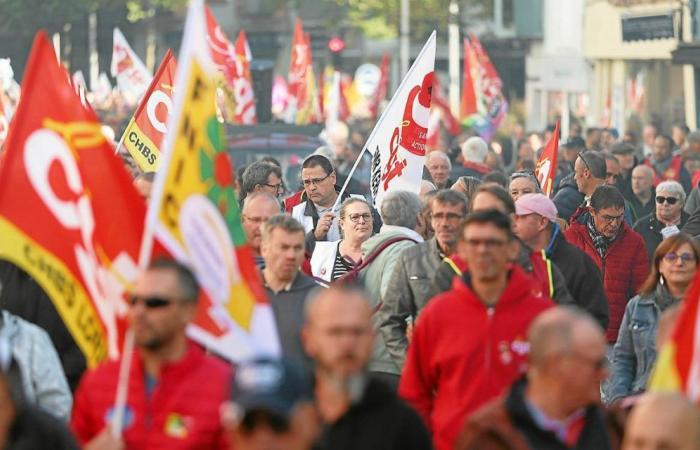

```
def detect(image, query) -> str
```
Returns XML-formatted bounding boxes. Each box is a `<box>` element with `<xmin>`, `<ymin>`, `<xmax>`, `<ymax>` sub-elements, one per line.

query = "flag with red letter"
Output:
<box><xmin>649</xmin><ymin>272</ymin><xmax>700</xmax><ymax>403</ymax></box>
<box><xmin>0</xmin><ymin>32</ymin><xmax>147</xmax><ymax>368</ymax></box>
<box><xmin>204</xmin><ymin>6</ymin><xmax>257</xmax><ymax>124</ymax></box>
<box><xmin>535</xmin><ymin>120</ymin><xmax>560</xmax><ymax>196</ymax></box>
<box><xmin>142</xmin><ymin>0</ymin><xmax>279</xmax><ymax>361</ymax></box>
<box><xmin>362</xmin><ymin>32</ymin><xmax>435</xmax><ymax>209</ymax></box>
<box><xmin>111</xmin><ymin>28</ymin><xmax>152</xmax><ymax>104</ymax></box>
<box><xmin>287</xmin><ymin>19</ymin><xmax>319</xmax><ymax>124</ymax></box>
<box><xmin>119</xmin><ymin>49</ymin><xmax>177</xmax><ymax>172</ymax></box>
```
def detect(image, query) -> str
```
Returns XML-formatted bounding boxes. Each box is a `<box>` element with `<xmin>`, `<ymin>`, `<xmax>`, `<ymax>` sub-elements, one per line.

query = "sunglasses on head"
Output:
<box><xmin>128</xmin><ymin>295</ymin><xmax>175</xmax><ymax>309</ymax></box>
<box><xmin>655</xmin><ymin>196</ymin><xmax>679</xmax><ymax>205</ymax></box>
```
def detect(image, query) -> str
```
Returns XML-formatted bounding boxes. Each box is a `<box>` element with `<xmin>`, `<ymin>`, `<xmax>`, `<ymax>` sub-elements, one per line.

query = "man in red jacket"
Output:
<box><xmin>399</xmin><ymin>209</ymin><xmax>554</xmax><ymax>450</ymax></box>
<box><xmin>71</xmin><ymin>258</ymin><xmax>232</xmax><ymax>450</ymax></box>
<box><xmin>564</xmin><ymin>185</ymin><xmax>648</xmax><ymax>347</ymax></box>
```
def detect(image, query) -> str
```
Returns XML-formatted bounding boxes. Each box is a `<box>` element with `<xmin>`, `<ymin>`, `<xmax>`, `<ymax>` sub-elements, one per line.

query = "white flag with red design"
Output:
<box><xmin>367</xmin><ymin>32</ymin><xmax>435</xmax><ymax>209</ymax></box>
<box><xmin>111</xmin><ymin>28</ymin><xmax>152</xmax><ymax>104</ymax></box>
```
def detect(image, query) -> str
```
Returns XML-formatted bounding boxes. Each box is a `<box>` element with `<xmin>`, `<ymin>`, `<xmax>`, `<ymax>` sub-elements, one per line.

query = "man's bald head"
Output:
<box><xmin>302</xmin><ymin>286</ymin><xmax>374</xmax><ymax>377</ymax></box>
<box><xmin>241</xmin><ymin>192</ymin><xmax>281</xmax><ymax>254</ymax></box>
<box><xmin>528</xmin><ymin>306</ymin><xmax>604</xmax><ymax>367</ymax></box>
<box><xmin>623</xmin><ymin>392</ymin><xmax>700</xmax><ymax>450</ymax></box>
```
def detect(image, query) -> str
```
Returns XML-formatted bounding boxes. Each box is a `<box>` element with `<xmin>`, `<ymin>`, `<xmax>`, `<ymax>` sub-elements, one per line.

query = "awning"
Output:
<box><xmin>672</xmin><ymin>42</ymin><xmax>700</xmax><ymax>65</ymax></box>
<box><xmin>621</xmin><ymin>13</ymin><xmax>675</xmax><ymax>42</ymax></box>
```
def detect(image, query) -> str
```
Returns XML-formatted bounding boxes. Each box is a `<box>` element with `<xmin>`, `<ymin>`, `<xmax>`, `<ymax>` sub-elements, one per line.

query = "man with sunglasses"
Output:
<box><xmin>71</xmin><ymin>259</ymin><xmax>232</xmax><ymax>450</ymax></box>
<box><xmin>290</xmin><ymin>155</ymin><xmax>380</xmax><ymax>250</ymax></box>
<box><xmin>553</xmin><ymin>151</ymin><xmax>606</xmax><ymax>222</ymax></box>
<box><xmin>400</xmin><ymin>210</ymin><xmax>553</xmax><ymax>450</ymax></box>
<box><xmin>457</xmin><ymin>307</ymin><xmax>613</xmax><ymax>450</ymax></box>
<box><xmin>564</xmin><ymin>185</ymin><xmax>648</xmax><ymax>352</ymax></box>
<box><xmin>634</xmin><ymin>180</ymin><xmax>689</xmax><ymax>263</ymax></box>
<box><xmin>221</xmin><ymin>357</ymin><xmax>319</xmax><ymax>450</ymax></box>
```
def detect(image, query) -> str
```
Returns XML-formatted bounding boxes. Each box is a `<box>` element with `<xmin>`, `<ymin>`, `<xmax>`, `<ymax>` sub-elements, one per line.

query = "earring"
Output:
<box><xmin>659</xmin><ymin>275</ymin><xmax>665</xmax><ymax>286</ymax></box>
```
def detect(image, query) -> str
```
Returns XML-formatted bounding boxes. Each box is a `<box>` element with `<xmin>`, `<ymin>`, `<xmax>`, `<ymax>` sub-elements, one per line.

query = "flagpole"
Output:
<box><xmin>331</xmin><ymin>147</ymin><xmax>369</xmax><ymax>211</ymax></box>
<box><xmin>111</xmin><ymin>328</ymin><xmax>134</xmax><ymax>437</ymax></box>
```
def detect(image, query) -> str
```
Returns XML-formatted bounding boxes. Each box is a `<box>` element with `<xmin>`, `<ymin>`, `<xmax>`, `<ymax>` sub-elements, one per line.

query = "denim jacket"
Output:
<box><xmin>606</xmin><ymin>283</ymin><xmax>679</xmax><ymax>403</ymax></box>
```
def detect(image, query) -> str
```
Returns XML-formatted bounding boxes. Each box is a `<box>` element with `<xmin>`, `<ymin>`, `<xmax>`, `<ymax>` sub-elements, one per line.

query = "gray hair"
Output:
<box><xmin>380</xmin><ymin>190</ymin><xmax>423</xmax><ymax>229</ymax></box>
<box><xmin>426</xmin><ymin>151</ymin><xmax>452</xmax><ymax>170</ymax></box>
<box><xmin>461</xmin><ymin>136</ymin><xmax>488</xmax><ymax>163</ymax></box>
<box><xmin>656</xmin><ymin>180</ymin><xmax>686</xmax><ymax>205</ymax></box>
<box><xmin>242</xmin><ymin>191</ymin><xmax>281</xmax><ymax>213</ymax></box>
<box><xmin>261</xmin><ymin>214</ymin><xmax>305</xmax><ymax>241</ymax></box>
<box><xmin>241</xmin><ymin>162</ymin><xmax>282</xmax><ymax>197</ymax></box>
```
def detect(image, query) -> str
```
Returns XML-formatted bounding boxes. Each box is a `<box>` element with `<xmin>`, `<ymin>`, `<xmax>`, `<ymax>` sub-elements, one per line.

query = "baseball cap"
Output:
<box><xmin>515</xmin><ymin>193</ymin><xmax>558</xmax><ymax>222</ymax></box>
<box><xmin>231</xmin><ymin>357</ymin><xmax>313</xmax><ymax>420</ymax></box>
<box><xmin>561</xmin><ymin>136</ymin><xmax>586</xmax><ymax>150</ymax></box>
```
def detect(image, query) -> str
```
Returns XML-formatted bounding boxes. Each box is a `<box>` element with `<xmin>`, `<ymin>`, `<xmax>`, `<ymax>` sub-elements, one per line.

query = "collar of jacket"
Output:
<box><xmin>132</xmin><ymin>340</ymin><xmax>205</xmax><ymax>380</ymax></box>
<box><xmin>265</xmin><ymin>271</ymin><xmax>317</xmax><ymax>294</ymax></box>
<box><xmin>462</xmin><ymin>160</ymin><xmax>491</xmax><ymax>174</ymax></box>
<box><xmin>453</xmin><ymin>264</ymin><xmax>539</xmax><ymax>308</ymax></box>
<box><xmin>636</xmin><ymin>283</ymin><xmax>680</xmax><ymax>309</ymax></box>
<box><xmin>644</xmin><ymin>210</ymin><xmax>689</xmax><ymax>231</ymax></box>
<box><xmin>303</xmin><ymin>185</ymin><xmax>346</xmax><ymax>218</ymax></box>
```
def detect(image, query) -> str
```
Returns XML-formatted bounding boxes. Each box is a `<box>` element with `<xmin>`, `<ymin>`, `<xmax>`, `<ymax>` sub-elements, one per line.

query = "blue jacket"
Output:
<box><xmin>606</xmin><ymin>284</ymin><xmax>679</xmax><ymax>403</ymax></box>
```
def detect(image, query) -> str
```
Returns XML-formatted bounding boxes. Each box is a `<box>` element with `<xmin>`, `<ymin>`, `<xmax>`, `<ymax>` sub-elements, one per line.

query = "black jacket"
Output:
<box><xmin>634</xmin><ymin>211</ymin><xmax>689</xmax><ymax>264</ymax></box>
<box><xmin>459</xmin><ymin>377</ymin><xmax>612</xmax><ymax>450</ymax></box>
<box><xmin>545</xmin><ymin>226</ymin><xmax>609</xmax><ymax>330</ymax></box>
<box><xmin>6</xmin><ymin>405</ymin><xmax>79</xmax><ymax>450</ymax></box>
<box><xmin>314</xmin><ymin>378</ymin><xmax>433</xmax><ymax>450</ymax></box>
<box><xmin>626</xmin><ymin>194</ymin><xmax>655</xmax><ymax>224</ymax></box>
<box><xmin>552</xmin><ymin>174</ymin><xmax>584</xmax><ymax>221</ymax></box>
<box><xmin>0</xmin><ymin>261</ymin><xmax>86</xmax><ymax>391</ymax></box>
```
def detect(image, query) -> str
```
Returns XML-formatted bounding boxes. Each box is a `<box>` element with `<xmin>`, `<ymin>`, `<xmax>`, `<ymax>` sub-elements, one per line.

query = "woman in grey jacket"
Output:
<box><xmin>606</xmin><ymin>233</ymin><xmax>700</xmax><ymax>403</ymax></box>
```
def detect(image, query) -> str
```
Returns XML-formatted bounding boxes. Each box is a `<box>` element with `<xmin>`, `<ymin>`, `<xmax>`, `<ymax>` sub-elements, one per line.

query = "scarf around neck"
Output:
<box><xmin>586</xmin><ymin>214</ymin><xmax>616</xmax><ymax>258</ymax></box>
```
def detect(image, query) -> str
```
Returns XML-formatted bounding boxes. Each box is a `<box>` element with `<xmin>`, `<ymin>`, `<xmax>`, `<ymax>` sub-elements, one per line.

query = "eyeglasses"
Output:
<box><xmin>128</xmin><ymin>295</ymin><xmax>175</xmax><ymax>309</ymax></box>
<box><xmin>240</xmin><ymin>410</ymin><xmax>289</xmax><ymax>434</ymax></box>
<box><xmin>663</xmin><ymin>252</ymin><xmax>696</xmax><ymax>264</ymax></box>
<box><xmin>432</xmin><ymin>212</ymin><xmax>464</xmax><ymax>222</ymax></box>
<box><xmin>656</xmin><ymin>196</ymin><xmax>679</xmax><ymax>205</ymax></box>
<box><xmin>596</xmin><ymin>212</ymin><xmax>624</xmax><ymax>224</ymax></box>
<box><xmin>302</xmin><ymin>173</ymin><xmax>332</xmax><ymax>187</ymax></box>
<box><xmin>263</xmin><ymin>182</ymin><xmax>284</xmax><ymax>193</ymax></box>
<box><xmin>346</xmin><ymin>213</ymin><xmax>372</xmax><ymax>223</ymax></box>
<box><xmin>464</xmin><ymin>238</ymin><xmax>508</xmax><ymax>249</ymax></box>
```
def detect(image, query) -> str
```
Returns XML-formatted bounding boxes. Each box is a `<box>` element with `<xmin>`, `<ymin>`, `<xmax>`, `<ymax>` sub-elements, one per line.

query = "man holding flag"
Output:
<box><xmin>71</xmin><ymin>259</ymin><xmax>231</xmax><ymax>449</ymax></box>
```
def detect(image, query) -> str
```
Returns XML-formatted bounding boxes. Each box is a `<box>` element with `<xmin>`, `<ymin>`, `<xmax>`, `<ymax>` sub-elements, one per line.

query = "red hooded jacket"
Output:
<box><xmin>399</xmin><ymin>265</ymin><xmax>553</xmax><ymax>450</ymax></box>
<box><xmin>71</xmin><ymin>341</ymin><xmax>231</xmax><ymax>450</ymax></box>
<box><xmin>564</xmin><ymin>220</ymin><xmax>648</xmax><ymax>342</ymax></box>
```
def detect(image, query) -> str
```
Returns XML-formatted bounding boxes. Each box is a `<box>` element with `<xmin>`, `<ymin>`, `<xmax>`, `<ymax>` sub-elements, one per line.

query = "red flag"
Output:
<box><xmin>204</xmin><ymin>6</ymin><xmax>257</xmax><ymax>124</ymax></box>
<box><xmin>119</xmin><ymin>49</ymin><xmax>177</xmax><ymax>171</ymax></box>
<box><xmin>370</xmin><ymin>53</ymin><xmax>390</xmax><ymax>118</ymax></box>
<box><xmin>431</xmin><ymin>76</ymin><xmax>461</xmax><ymax>136</ymax></box>
<box><xmin>535</xmin><ymin>120</ymin><xmax>560</xmax><ymax>196</ymax></box>
<box><xmin>0</xmin><ymin>32</ymin><xmax>146</xmax><ymax>367</ymax></box>
<box><xmin>460</xmin><ymin>38</ymin><xmax>477</xmax><ymax>118</ymax></box>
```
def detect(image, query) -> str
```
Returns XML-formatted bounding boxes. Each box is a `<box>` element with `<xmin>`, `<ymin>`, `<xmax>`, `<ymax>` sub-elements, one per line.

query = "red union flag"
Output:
<box><xmin>535</xmin><ymin>120</ymin><xmax>560</xmax><ymax>196</ymax></box>
<box><xmin>0</xmin><ymin>32</ymin><xmax>146</xmax><ymax>367</ymax></box>
<box><xmin>119</xmin><ymin>49</ymin><xmax>177</xmax><ymax>172</ymax></box>
<box><xmin>365</xmin><ymin>32</ymin><xmax>436</xmax><ymax>209</ymax></box>
<box><xmin>204</xmin><ymin>7</ymin><xmax>257</xmax><ymax>124</ymax></box>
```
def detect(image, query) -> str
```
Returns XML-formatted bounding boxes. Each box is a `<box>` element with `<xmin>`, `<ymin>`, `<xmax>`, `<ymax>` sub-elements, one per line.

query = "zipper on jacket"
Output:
<box><xmin>485</xmin><ymin>306</ymin><xmax>495</xmax><ymax>380</ymax></box>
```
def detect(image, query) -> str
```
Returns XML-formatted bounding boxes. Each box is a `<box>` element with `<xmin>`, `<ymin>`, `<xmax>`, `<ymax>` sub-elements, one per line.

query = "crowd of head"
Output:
<box><xmin>2</xmin><ymin>118</ymin><xmax>700</xmax><ymax>450</ymax></box>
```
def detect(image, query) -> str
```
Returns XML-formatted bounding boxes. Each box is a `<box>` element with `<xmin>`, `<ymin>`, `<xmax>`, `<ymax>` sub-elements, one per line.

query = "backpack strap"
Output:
<box><xmin>335</xmin><ymin>236</ymin><xmax>418</xmax><ymax>285</ymax></box>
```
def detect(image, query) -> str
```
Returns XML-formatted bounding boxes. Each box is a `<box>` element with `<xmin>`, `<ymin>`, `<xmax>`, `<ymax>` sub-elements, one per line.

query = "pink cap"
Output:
<box><xmin>515</xmin><ymin>193</ymin><xmax>558</xmax><ymax>222</ymax></box>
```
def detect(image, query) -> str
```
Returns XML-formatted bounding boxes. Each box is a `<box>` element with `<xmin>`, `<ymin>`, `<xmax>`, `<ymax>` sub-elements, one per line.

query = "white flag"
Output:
<box><xmin>367</xmin><ymin>32</ymin><xmax>435</xmax><ymax>209</ymax></box>
<box><xmin>111</xmin><ymin>28</ymin><xmax>152</xmax><ymax>104</ymax></box>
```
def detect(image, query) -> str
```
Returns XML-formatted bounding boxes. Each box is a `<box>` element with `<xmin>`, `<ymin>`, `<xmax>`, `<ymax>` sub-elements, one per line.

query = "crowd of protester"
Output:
<box><xmin>1</xmin><ymin>118</ymin><xmax>700</xmax><ymax>450</ymax></box>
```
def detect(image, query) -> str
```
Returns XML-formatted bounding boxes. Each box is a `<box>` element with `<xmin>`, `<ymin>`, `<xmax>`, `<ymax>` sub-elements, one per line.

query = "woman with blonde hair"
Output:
<box><xmin>607</xmin><ymin>232</ymin><xmax>700</xmax><ymax>404</ymax></box>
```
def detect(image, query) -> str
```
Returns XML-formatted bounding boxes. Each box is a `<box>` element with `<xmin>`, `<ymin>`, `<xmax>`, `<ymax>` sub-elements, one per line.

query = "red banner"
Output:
<box><xmin>535</xmin><ymin>120</ymin><xmax>560</xmax><ymax>196</ymax></box>
<box><xmin>0</xmin><ymin>32</ymin><xmax>146</xmax><ymax>367</ymax></box>
<box><xmin>460</xmin><ymin>38</ymin><xmax>477</xmax><ymax>118</ymax></box>
<box><xmin>370</xmin><ymin>53</ymin><xmax>390</xmax><ymax>118</ymax></box>
<box><xmin>119</xmin><ymin>49</ymin><xmax>177</xmax><ymax>171</ymax></box>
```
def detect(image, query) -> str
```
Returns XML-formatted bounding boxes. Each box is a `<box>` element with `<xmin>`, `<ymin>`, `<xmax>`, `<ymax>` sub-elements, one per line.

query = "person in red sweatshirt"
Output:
<box><xmin>71</xmin><ymin>258</ymin><xmax>232</xmax><ymax>450</ymax></box>
<box><xmin>399</xmin><ymin>209</ymin><xmax>554</xmax><ymax>450</ymax></box>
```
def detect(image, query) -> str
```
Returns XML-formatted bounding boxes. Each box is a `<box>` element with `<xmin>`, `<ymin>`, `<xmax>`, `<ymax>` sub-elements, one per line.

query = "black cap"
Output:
<box><xmin>561</xmin><ymin>136</ymin><xmax>586</xmax><ymax>150</ymax></box>
<box><xmin>231</xmin><ymin>357</ymin><xmax>313</xmax><ymax>419</ymax></box>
